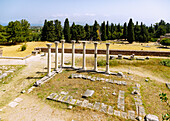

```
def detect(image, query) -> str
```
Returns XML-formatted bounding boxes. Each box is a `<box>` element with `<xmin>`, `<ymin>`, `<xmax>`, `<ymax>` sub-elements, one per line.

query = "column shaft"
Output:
<box><xmin>46</xmin><ymin>43</ymin><xmax>52</xmax><ymax>76</ymax></box>
<box><xmin>94</xmin><ymin>42</ymin><xmax>98</xmax><ymax>71</ymax></box>
<box><xmin>82</xmin><ymin>42</ymin><xmax>86</xmax><ymax>70</ymax></box>
<box><xmin>61</xmin><ymin>40</ymin><xmax>65</xmax><ymax>68</ymax></box>
<box><xmin>54</xmin><ymin>41</ymin><xmax>59</xmax><ymax>71</ymax></box>
<box><xmin>71</xmin><ymin>40</ymin><xmax>76</xmax><ymax>68</ymax></box>
<box><xmin>106</xmin><ymin>43</ymin><xmax>110</xmax><ymax>74</ymax></box>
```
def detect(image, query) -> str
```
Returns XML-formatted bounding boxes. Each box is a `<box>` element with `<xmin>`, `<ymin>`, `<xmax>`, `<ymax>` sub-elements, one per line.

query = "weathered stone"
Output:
<box><xmin>128</xmin><ymin>110</ymin><xmax>136</xmax><ymax>120</ymax></box>
<box><xmin>90</xmin><ymin>77</ymin><xmax>96</xmax><ymax>82</ymax></box>
<box><xmin>65</xmin><ymin>96</ymin><xmax>73</xmax><ymax>103</ymax></box>
<box><xmin>108</xmin><ymin>79</ymin><xmax>114</xmax><ymax>84</ymax></box>
<box><xmin>75</xmin><ymin>100</ymin><xmax>83</xmax><ymax>106</ymax></box>
<box><xmin>145</xmin><ymin>79</ymin><xmax>149</xmax><ymax>82</ymax></box>
<box><xmin>123</xmin><ymin>57</ymin><xmax>129</xmax><ymax>60</ymax></box>
<box><xmin>145</xmin><ymin>57</ymin><xmax>150</xmax><ymax>60</ymax></box>
<box><xmin>93</xmin><ymin>102</ymin><xmax>100</xmax><ymax>110</ymax></box>
<box><xmin>82</xmin><ymin>75</ymin><xmax>87</xmax><ymax>79</ymax></box>
<box><xmin>86</xmin><ymin>76</ymin><xmax>92</xmax><ymax>80</ymax></box>
<box><xmin>107</xmin><ymin>106</ymin><xmax>114</xmax><ymax>115</ymax></box>
<box><xmin>166</xmin><ymin>83</ymin><xmax>170</xmax><ymax>89</ymax></box>
<box><xmin>8</xmin><ymin>101</ymin><xmax>19</xmax><ymax>108</ymax></box>
<box><xmin>118</xmin><ymin>54</ymin><xmax>122</xmax><ymax>59</ymax></box>
<box><xmin>117</xmin><ymin>72</ymin><xmax>124</xmax><ymax>77</ymax></box>
<box><xmin>96</xmin><ymin>77</ymin><xmax>101</xmax><ymax>81</ymax></box>
<box><xmin>68</xmin><ymin>105</ymin><xmax>73</xmax><ymax>109</ymax></box>
<box><xmin>110</xmin><ymin>56</ymin><xmax>115</xmax><ymax>60</ymax></box>
<box><xmin>144</xmin><ymin>114</ymin><xmax>159</xmax><ymax>121</ymax></box>
<box><xmin>100</xmin><ymin>103</ymin><xmax>108</xmax><ymax>113</ymax></box>
<box><xmin>121</xmin><ymin>81</ymin><xmax>127</xmax><ymax>86</ymax></box>
<box><xmin>57</xmin><ymin>95</ymin><xmax>64</xmax><ymax>102</ymax></box>
<box><xmin>60</xmin><ymin>91</ymin><xmax>68</xmax><ymax>95</ymax></box>
<box><xmin>14</xmin><ymin>97</ymin><xmax>23</xmax><ymax>103</ymax></box>
<box><xmin>114</xmin><ymin>110</ymin><xmax>120</xmax><ymax>117</ymax></box>
<box><xmin>47</xmin><ymin>93</ymin><xmax>57</xmax><ymax>100</ymax></box>
<box><xmin>61</xmin><ymin>96</ymin><xmax>68</xmax><ymax>102</ymax></box>
<box><xmin>136</xmin><ymin>58</ymin><xmax>145</xmax><ymax>61</ymax></box>
<box><xmin>87</xmin><ymin>103</ymin><xmax>94</xmax><ymax>109</ymax></box>
<box><xmin>82</xmin><ymin>89</ymin><xmax>94</xmax><ymax>98</ymax></box>
<box><xmin>81</xmin><ymin>100</ymin><xmax>89</xmax><ymax>107</ymax></box>
<box><xmin>100</xmin><ymin>78</ymin><xmax>105</xmax><ymax>81</ymax></box>
<box><xmin>138</xmin><ymin>106</ymin><xmax>146</xmax><ymax>116</ymax></box>
<box><xmin>121</xmin><ymin>112</ymin><xmax>127</xmax><ymax>119</ymax></box>
<box><xmin>53</xmin><ymin>94</ymin><xmax>60</xmax><ymax>101</ymax></box>
<box><xmin>112</xmin><ymin>92</ymin><xmax>116</xmax><ymax>96</ymax></box>
<box><xmin>69</xmin><ymin>99</ymin><xmax>77</xmax><ymax>105</ymax></box>
<box><xmin>132</xmin><ymin>90</ymin><xmax>139</xmax><ymax>95</ymax></box>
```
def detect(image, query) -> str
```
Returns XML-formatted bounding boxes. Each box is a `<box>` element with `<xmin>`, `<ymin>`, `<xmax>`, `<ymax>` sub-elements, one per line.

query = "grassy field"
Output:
<box><xmin>29</xmin><ymin>57</ymin><xmax>170</xmax><ymax>120</ymax></box>
<box><xmin>0</xmin><ymin>41</ymin><xmax>170</xmax><ymax>57</ymax></box>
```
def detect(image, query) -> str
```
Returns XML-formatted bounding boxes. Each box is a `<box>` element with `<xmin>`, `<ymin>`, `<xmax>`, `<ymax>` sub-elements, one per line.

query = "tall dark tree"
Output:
<box><xmin>134</xmin><ymin>21</ymin><xmax>140</xmax><ymax>42</ymax></box>
<box><xmin>106</xmin><ymin>21</ymin><xmax>110</xmax><ymax>39</ymax></box>
<box><xmin>139</xmin><ymin>22</ymin><xmax>149</xmax><ymax>42</ymax></box>
<box><xmin>41</xmin><ymin>19</ymin><xmax>48</xmax><ymax>41</ymax></box>
<box><xmin>127</xmin><ymin>18</ymin><xmax>135</xmax><ymax>43</ymax></box>
<box><xmin>117</xmin><ymin>23</ymin><xmax>122</xmax><ymax>33</ymax></box>
<box><xmin>159</xmin><ymin>20</ymin><xmax>166</xmax><ymax>26</ymax></box>
<box><xmin>70</xmin><ymin>22</ymin><xmax>77</xmax><ymax>40</ymax></box>
<box><xmin>148</xmin><ymin>24</ymin><xmax>155</xmax><ymax>33</ymax></box>
<box><xmin>20</xmin><ymin>19</ymin><xmax>31</xmax><ymax>41</ymax></box>
<box><xmin>63</xmin><ymin>18</ymin><xmax>71</xmax><ymax>42</ymax></box>
<box><xmin>76</xmin><ymin>25</ymin><xmax>86</xmax><ymax>41</ymax></box>
<box><xmin>46</xmin><ymin>21</ymin><xmax>55</xmax><ymax>42</ymax></box>
<box><xmin>166</xmin><ymin>23</ymin><xmax>170</xmax><ymax>33</ymax></box>
<box><xmin>54</xmin><ymin>20</ymin><xmax>62</xmax><ymax>41</ymax></box>
<box><xmin>84</xmin><ymin>24</ymin><xmax>91</xmax><ymax>40</ymax></box>
<box><xmin>123</xmin><ymin>22</ymin><xmax>127</xmax><ymax>40</ymax></box>
<box><xmin>155</xmin><ymin>25</ymin><xmax>166</xmax><ymax>38</ymax></box>
<box><xmin>101</xmin><ymin>21</ymin><xmax>107</xmax><ymax>41</ymax></box>
<box><xmin>93</xmin><ymin>20</ymin><xmax>100</xmax><ymax>41</ymax></box>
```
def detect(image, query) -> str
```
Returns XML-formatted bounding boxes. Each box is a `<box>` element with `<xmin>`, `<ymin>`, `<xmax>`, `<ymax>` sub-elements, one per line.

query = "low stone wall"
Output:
<box><xmin>35</xmin><ymin>47</ymin><xmax>170</xmax><ymax>57</ymax></box>
<box><xmin>0</xmin><ymin>49</ymin><xmax>2</xmax><ymax>56</ymax></box>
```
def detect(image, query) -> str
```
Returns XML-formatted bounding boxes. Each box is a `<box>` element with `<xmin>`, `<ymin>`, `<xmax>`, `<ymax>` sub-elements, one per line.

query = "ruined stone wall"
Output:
<box><xmin>35</xmin><ymin>47</ymin><xmax>170</xmax><ymax>57</ymax></box>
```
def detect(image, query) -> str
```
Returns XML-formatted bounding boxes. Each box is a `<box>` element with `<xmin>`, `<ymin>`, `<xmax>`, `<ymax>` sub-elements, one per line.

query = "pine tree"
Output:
<box><xmin>70</xmin><ymin>22</ymin><xmax>77</xmax><ymax>40</ymax></box>
<box><xmin>127</xmin><ymin>18</ymin><xmax>135</xmax><ymax>43</ymax></box>
<box><xmin>41</xmin><ymin>19</ymin><xmax>48</xmax><ymax>41</ymax></box>
<box><xmin>84</xmin><ymin>24</ymin><xmax>91</xmax><ymax>40</ymax></box>
<box><xmin>155</xmin><ymin>25</ymin><xmax>166</xmax><ymax>38</ymax></box>
<box><xmin>123</xmin><ymin>22</ymin><xmax>127</xmax><ymax>40</ymax></box>
<box><xmin>101</xmin><ymin>21</ymin><xmax>107</xmax><ymax>41</ymax></box>
<box><xmin>54</xmin><ymin>20</ymin><xmax>62</xmax><ymax>41</ymax></box>
<box><xmin>63</xmin><ymin>18</ymin><xmax>71</xmax><ymax>42</ymax></box>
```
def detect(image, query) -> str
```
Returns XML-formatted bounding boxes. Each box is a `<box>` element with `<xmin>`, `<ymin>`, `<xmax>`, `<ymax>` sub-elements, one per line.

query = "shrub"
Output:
<box><xmin>160</xmin><ymin>59</ymin><xmax>170</xmax><ymax>67</ymax></box>
<box><xmin>150</xmin><ymin>38</ymin><xmax>158</xmax><ymax>42</ymax></box>
<box><xmin>21</xmin><ymin>43</ymin><xmax>27</xmax><ymax>51</ymax></box>
<box><xmin>160</xmin><ymin>38</ymin><xmax>170</xmax><ymax>46</ymax></box>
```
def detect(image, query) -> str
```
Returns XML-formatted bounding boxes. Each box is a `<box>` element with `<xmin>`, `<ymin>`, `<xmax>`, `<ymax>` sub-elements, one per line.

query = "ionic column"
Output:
<box><xmin>54</xmin><ymin>41</ymin><xmax>59</xmax><ymax>71</ymax></box>
<box><xmin>61</xmin><ymin>40</ymin><xmax>65</xmax><ymax>68</ymax></box>
<box><xmin>46</xmin><ymin>43</ymin><xmax>52</xmax><ymax>76</ymax></box>
<box><xmin>82</xmin><ymin>41</ymin><xmax>86</xmax><ymax>70</ymax></box>
<box><xmin>71</xmin><ymin>40</ymin><xmax>76</xmax><ymax>68</ymax></box>
<box><xmin>106</xmin><ymin>43</ymin><xmax>110</xmax><ymax>74</ymax></box>
<box><xmin>94</xmin><ymin>42</ymin><xmax>98</xmax><ymax>71</ymax></box>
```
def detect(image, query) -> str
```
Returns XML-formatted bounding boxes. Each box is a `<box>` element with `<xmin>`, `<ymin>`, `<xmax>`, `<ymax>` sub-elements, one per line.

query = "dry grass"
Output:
<box><xmin>0</xmin><ymin>41</ymin><xmax>169</xmax><ymax>57</ymax></box>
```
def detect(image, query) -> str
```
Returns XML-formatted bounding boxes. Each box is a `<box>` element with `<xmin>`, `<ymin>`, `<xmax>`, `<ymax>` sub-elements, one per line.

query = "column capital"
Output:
<box><xmin>71</xmin><ymin>40</ymin><xmax>76</xmax><ymax>43</ymax></box>
<box><xmin>54</xmin><ymin>41</ymin><xmax>59</xmax><ymax>44</ymax></box>
<box><xmin>94</xmin><ymin>42</ymin><xmax>98</xmax><ymax>45</ymax></box>
<box><xmin>60</xmin><ymin>40</ymin><xmax>65</xmax><ymax>43</ymax></box>
<box><xmin>46</xmin><ymin>43</ymin><xmax>52</xmax><ymax>47</ymax></box>
<box><xmin>106</xmin><ymin>43</ymin><xmax>110</xmax><ymax>45</ymax></box>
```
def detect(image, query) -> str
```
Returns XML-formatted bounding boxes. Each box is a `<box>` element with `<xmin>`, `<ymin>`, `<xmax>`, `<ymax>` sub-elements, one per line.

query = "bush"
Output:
<box><xmin>160</xmin><ymin>38</ymin><xmax>170</xmax><ymax>46</ymax></box>
<box><xmin>150</xmin><ymin>38</ymin><xmax>158</xmax><ymax>42</ymax></box>
<box><xmin>160</xmin><ymin>59</ymin><xmax>170</xmax><ymax>67</ymax></box>
<box><xmin>21</xmin><ymin>44</ymin><xmax>27</xmax><ymax>51</ymax></box>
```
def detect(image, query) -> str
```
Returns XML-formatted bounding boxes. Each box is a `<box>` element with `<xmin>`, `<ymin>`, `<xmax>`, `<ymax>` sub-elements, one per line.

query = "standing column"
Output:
<box><xmin>54</xmin><ymin>41</ymin><xmax>59</xmax><ymax>71</ymax></box>
<box><xmin>94</xmin><ymin>42</ymin><xmax>98</xmax><ymax>71</ymax></box>
<box><xmin>71</xmin><ymin>40</ymin><xmax>76</xmax><ymax>68</ymax></box>
<box><xmin>46</xmin><ymin>43</ymin><xmax>52</xmax><ymax>76</ymax></box>
<box><xmin>106</xmin><ymin>43</ymin><xmax>110</xmax><ymax>74</ymax></box>
<box><xmin>82</xmin><ymin>41</ymin><xmax>86</xmax><ymax>70</ymax></box>
<box><xmin>61</xmin><ymin>40</ymin><xmax>65</xmax><ymax>68</ymax></box>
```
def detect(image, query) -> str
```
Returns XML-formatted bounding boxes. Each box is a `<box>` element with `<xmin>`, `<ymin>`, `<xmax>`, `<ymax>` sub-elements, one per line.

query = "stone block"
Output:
<box><xmin>69</xmin><ymin>99</ymin><xmax>77</xmax><ymax>105</ymax></box>
<box><xmin>114</xmin><ymin>110</ymin><xmax>120</xmax><ymax>117</ymax></box>
<box><xmin>14</xmin><ymin>97</ymin><xmax>23</xmax><ymax>103</ymax></box>
<box><xmin>81</xmin><ymin>100</ymin><xmax>89</xmax><ymax>107</ymax></box>
<box><xmin>128</xmin><ymin>110</ymin><xmax>135</xmax><ymax>120</ymax></box>
<box><xmin>117</xmin><ymin>72</ymin><xmax>124</xmax><ymax>77</ymax></box>
<box><xmin>8</xmin><ymin>101</ymin><xmax>18</xmax><ymax>108</ymax></box>
<box><xmin>121</xmin><ymin>112</ymin><xmax>127</xmax><ymax>119</ymax></box>
<box><xmin>47</xmin><ymin>93</ymin><xmax>57</xmax><ymax>100</ymax></box>
<box><xmin>144</xmin><ymin>114</ymin><xmax>159</xmax><ymax>121</ymax></box>
<box><xmin>108</xmin><ymin>79</ymin><xmax>114</xmax><ymax>84</ymax></box>
<box><xmin>87</xmin><ymin>103</ymin><xmax>94</xmax><ymax>109</ymax></box>
<box><xmin>107</xmin><ymin>106</ymin><xmax>114</xmax><ymax>115</ymax></box>
<box><xmin>75</xmin><ymin>100</ymin><xmax>83</xmax><ymax>106</ymax></box>
<box><xmin>82</xmin><ymin>89</ymin><xmax>94</xmax><ymax>98</ymax></box>
<box><xmin>93</xmin><ymin>102</ymin><xmax>100</xmax><ymax>110</ymax></box>
<box><xmin>53</xmin><ymin>94</ymin><xmax>60</xmax><ymax>101</ymax></box>
<box><xmin>166</xmin><ymin>83</ymin><xmax>170</xmax><ymax>89</ymax></box>
<box><xmin>90</xmin><ymin>77</ymin><xmax>96</xmax><ymax>82</ymax></box>
<box><xmin>100</xmin><ymin>103</ymin><xmax>108</xmax><ymax>113</ymax></box>
<box><xmin>136</xmin><ymin>58</ymin><xmax>145</xmax><ymax>61</ymax></box>
<box><xmin>65</xmin><ymin>96</ymin><xmax>73</xmax><ymax>103</ymax></box>
<box><xmin>60</xmin><ymin>91</ymin><xmax>68</xmax><ymax>95</ymax></box>
<box><xmin>61</xmin><ymin>96</ymin><xmax>68</xmax><ymax>102</ymax></box>
<box><xmin>57</xmin><ymin>95</ymin><xmax>64</xmax><ymax>102</ymax></box>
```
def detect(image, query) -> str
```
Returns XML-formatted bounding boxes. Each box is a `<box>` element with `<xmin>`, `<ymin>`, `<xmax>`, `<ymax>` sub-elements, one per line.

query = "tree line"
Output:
<box><xmin>0</xmin><ymin>18</ymin><xmax>170</xmax><ymax>44</ymax></box>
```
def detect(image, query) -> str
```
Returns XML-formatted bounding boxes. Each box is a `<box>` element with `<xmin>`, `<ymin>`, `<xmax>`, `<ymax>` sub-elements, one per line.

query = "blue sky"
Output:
<box><xmin>0</xmin><ymin>0</ymin><xmax>170</xmax><ymax>26</ymax></box>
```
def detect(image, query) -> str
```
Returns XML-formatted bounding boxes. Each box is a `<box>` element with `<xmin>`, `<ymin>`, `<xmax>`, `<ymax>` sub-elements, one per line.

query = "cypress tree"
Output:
<box><xmin>63</xmin><ymin>18</ymin><xmax>71</xmax><ymax>42</ymax></box>
<box><xmin>101</xmin><ymin>21</ymin><xmax>107</xmax><ymax>41</ymax></box>
<box><xmin>93</xmin><ymin>20</ymin><xmax>100</xmax><ymax>41</ymax></box>
<box><xmin>127</xmin><ymin>18</ymin><xmax>135</xmax><ymax>43</ymax></box>
<box><xmin>84</xmin><ymin>24</ymin><xmax>91</xmax><ymax>40</ymax></box>
<box><xmin>70</xmin><ymin>22</ymin><xmax>77</xmax><ymax>40</ymax></box>
<box><xmin>117</xmin><ymin>23</ymin><xmax>122</xmax><ymax>33</ymax></box>
<box><xmin>106</xmin><ymin>21</ymin><xmax>110</xmax><ymax>40</ymax></box>
<box><xmin>123</xmin><ymin>22</ymin><xmax>127</xmax><ymax>40</ymax></box>
<box><xmin>41</xmin><ymin>19</ymin><xmax>48</xmax><ymax>41</ymax></box>
<box><xmin>54</xmin><ymin>20</ymin><xmax>62</xmax><ymax>41</ymax></box>
<box><xmin>134</xmin><ymin>21</ymin><xmax>141</xmax><ymax>42</ymax></box>
<box><xmin>46</xmin><ymin>21</ymin><xmax>55</xmax><ymax>42</ymax></box>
